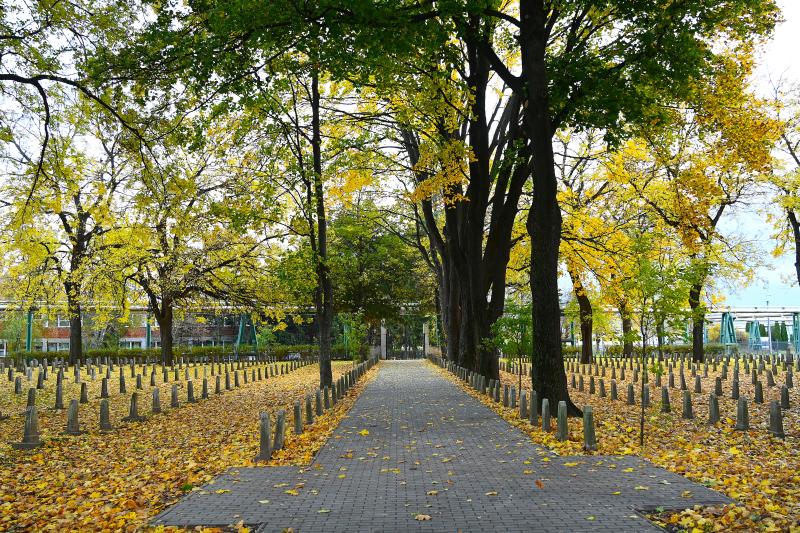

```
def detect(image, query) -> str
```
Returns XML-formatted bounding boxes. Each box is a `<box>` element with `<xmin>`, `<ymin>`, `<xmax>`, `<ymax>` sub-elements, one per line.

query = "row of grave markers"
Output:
<box><xmin>482</xmin><ymin>352</ymin><xmax>790</xmax><ymax>441</ymax></box>
<box><xmin>501</xmin><ymin>351</ymin><xmax>800</xmax><ymax>379</ymax></box>
<box><xmin>7</xmin><ymin>359</ymin><xmax>312</xmax><ymax>450</ymax></box>
<box><xmin>1</xmin><ymin>357</ymin><xmax>307</xmax><ymax>418</ymax></box>
<box><xmin>566</xmin><ymin>364</ymin><xmax>788</xmax><ymax>439</ymax></box>
<box><xmin>563</xmin><ymin>354</ymin><xmax>794</xmax><ymax>385</ymax></box>
<box><xmin>253</xmin><ymin>356</ymin><xmax>378</xmax><ymax>461</ymax></box>
<box><xmin>1</xmin><ymin>352</ymin><xmax>301</xmax><ymax>374</ymax></box>
<box><xmin>429</xmin><ymin>356</ymin><xmax>598</xmax><ymax>451</ymax></box>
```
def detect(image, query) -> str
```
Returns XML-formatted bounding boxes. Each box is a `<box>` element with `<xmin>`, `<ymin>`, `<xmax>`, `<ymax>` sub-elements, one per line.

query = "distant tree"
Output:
<box><xmin>329</xmin><ymin>196</ymin><xmax>435</xmax><ymax>325</ymax></box>
<box><xmin>769</xmin><ymin>82</ymin><xmax>800</xmax><ymax>287</ymax></box>
<box><xmin>609</xmin><ymin>51</ymin><xmax>779</xmax><ymax>362</ymax></box>
<box><xmin>122</xmin><ymin>118</ymin><xmax>282</xmax><ymax>365</ymax></box>
<box><xmin>490</xmin><ymin>301</ymin><xmax>533</xmax><ymax>393</ymax></box>
<box><xmin>1</xmin><ymin>98</ymin><xmax>134</xmax><ymax>364</ymax></box>
<box><xmin>0</xmin><ymin>311</ymin><xmax>42</xmax><ymax>353</ymax></box>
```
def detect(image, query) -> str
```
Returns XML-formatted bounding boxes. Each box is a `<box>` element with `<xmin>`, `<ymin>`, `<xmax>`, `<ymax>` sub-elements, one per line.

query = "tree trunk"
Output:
<box><xmin>621</xmin><ymin>316</ymin><xmax>633</xmax><ymax>358</ymax></box>
<box><xmin>568</xmin><ymin>267</ymin><xmax>593</xmax><ymax>364</ymax></box>
<box><xmin>656</xmin><ymin>319</ymin><xmax>665</xmax><ymax>361</ymax></box>
<box><xmin>471</xmin><ymin>289</ymin><xmax>498</xmax><ymax>379</ymax></box>
<box><xmin>434</xmin><ymin>283</ymin><xmax>447</xmax><ymax>358</ymax></box>
<box><xmin>445</xmin><ymin>249</ymin><xmax>462</xmax><ymax>364</ymax></box>
<box><xmin>520</xmin><ymin>0</ymin><xmax>579</xmax><ymax>416</ymax></box>
<box><xmin>399</xmin><ymin>42</ymin><xmax>521</xmax><ymax>377</ymax></box>
<box><xmin>311</xmin><ymin>66</ymin><xmax>333</xmax><ymax>388</ymax></box>
<box><xmin>158</xmin><ymin>303</ymin><xmax>174</xmax><ymax>366</ymax></box>
<box><xmin>456</xmin><ymin>277</ymin><xmax>475</xmax><ymax>369</ymax></box>
<box><xmin>619</xmin><ymin>300</ymin><xmax>633</xmax><ymax>358</ymax></box>
<box><xmin>688</xmin><ymin>282</ymin><xmax>705</xmax><ymax>362</ymax></box>
<box><xmin>463</xmin><ymin>31</ymin><xmax>499</xmax><ymax>380</ymax></box>
<box><xmin>788</xmin><ymin>208</ymin><xmax>800</xmax><ymax>287</ymax></box>
<box><xmin>64</xmin><ymin>281</ymin><xmax>83</xmax><ymax>366</ymax></box>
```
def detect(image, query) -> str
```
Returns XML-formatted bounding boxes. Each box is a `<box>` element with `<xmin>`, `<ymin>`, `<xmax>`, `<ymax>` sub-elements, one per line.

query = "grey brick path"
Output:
<box><xmin>152</xmin><ymin>360</ymin><xmax>732</xmax><ymax>532</ymax></box>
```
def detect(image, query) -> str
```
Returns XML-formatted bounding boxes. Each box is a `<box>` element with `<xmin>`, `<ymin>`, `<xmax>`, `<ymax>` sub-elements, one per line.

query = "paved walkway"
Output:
<box><xmin>153</xmin><ymin>361</ymin><xmax>731</xmax><ymax>532</ymax></box>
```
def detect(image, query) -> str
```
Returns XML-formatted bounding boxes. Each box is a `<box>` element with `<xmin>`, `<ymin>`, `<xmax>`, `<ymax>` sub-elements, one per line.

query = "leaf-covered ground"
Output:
<box><xmin>437</xmin><ymin>359</ymin><xmax>800</xmax><ymax>532</ymax></box>
<box><xmin>0</xmin><ymin>360</ymin><xmax>370</xmax><ymax>532</ymax></box>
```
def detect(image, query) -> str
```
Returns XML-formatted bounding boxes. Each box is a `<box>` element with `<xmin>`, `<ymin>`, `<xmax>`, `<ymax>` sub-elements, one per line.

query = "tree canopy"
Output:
<box><xmin>0</xmin><ymin>0</ymin><xmax>792</xmax><ymax>407</ymax></box>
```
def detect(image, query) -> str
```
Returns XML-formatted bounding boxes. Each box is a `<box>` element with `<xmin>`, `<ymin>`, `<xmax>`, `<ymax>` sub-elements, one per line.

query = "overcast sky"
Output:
<box><xmin>728</xmin><ymin>0</ymin><xmax>800</xmax><ymax>308</ymax></box>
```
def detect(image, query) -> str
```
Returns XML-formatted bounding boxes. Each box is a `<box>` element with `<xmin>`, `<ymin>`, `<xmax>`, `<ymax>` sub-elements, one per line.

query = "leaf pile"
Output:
<box><xmin>0</xmin><ymin>360</ymin><xmax>367</xmax><ymax>531</ymax></box>
<box><xmin>438</xmin><ymin>360</ymin><xmax>800</xmax><ymax>532</ymax></box>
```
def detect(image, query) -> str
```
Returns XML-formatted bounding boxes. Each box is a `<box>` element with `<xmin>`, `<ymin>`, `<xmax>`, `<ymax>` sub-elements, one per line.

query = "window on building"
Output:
<box><xmin>119</xmin><ymin>341</ymin><xmax>142</xmax><ymax>350</ymax></box>
<box><xmin>56</xmin><ymin>315</ymin><xmax>71</xmax><ymax>328</ymax></box>
<box><xmin>49</xmin><ymin>342</ymin><xmax>70</xmax><ymax>352</ymax></box>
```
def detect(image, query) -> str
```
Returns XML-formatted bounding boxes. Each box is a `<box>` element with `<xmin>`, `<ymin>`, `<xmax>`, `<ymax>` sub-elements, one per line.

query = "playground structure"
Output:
<box><xmin>561</xmin><ymin>306</ymin><xmax>800</xmax><ymax>356</ymax></box>
<box><xmin>0</xmin><ymin>304</ymin><xmax>270</xmax><ymax>357</ymax></box>
<box><xmin>706</xmin><ymin>307</ymin><xmax>800</xmax><ymax>354</ymax></box>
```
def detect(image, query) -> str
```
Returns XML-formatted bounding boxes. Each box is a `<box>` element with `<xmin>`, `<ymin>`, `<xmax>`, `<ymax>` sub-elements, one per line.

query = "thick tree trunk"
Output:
<box><xmin>401</xmin><ymin>42</ymin><xmax>520</xmax><ymax>378</ymax></box>
<box><xmin>520</xmin><ymin>0</ymin><xmax>579</xmax><ymax>416</ymax></box>
<box><xmin>64</xmin><ymin>281</ymin><xmax>83</xmax><ymax>366</ymax></box>
<box><xmin>471</xmin><ymin>289</ymin><xmax>498</xmax><ymax>379</ymax></box>
<box><xmin>158</xmin><ymin>303</ymin><xmax>174</xmax><ymax>366</ymax></box>
<box><xmin>568</xmin><ymin>267</ymin><xmax>593</xmax><ymax>364</ymax></box>
<box><xmin>621</xmin><ymin>316</ymin><xmax>633</xmax><ymax>358</ymax></box>
<box><xmin>456</xmin><ymin>277</ymin><xmax>475</xmax><ymax>370</ymax></box>
<box><xmin>311</xmin><ymin>67</ymin><xmax>333</xmax><ymax>388</ymax></box>
<box><xmin>400</xmin><ymin>81</ymin><xmax>522</xmax><ymax>377</ymax></box>
<box><xmin>444</xmin><ymin>236</ymin><xmax>462</xmax><ymax>365</ymax></box>
<box><xmin>688</xmin><ymin>282</ymin><xmax>705</xmax><ymax>363</ymax></box>
<box><xmin>463</xmin><ymin>31</ymin><xmax>499</xmax><ymax>380</ymax></box>
<box><xmin>68</xmin><ymin>311</ymin><xmax>82</xmax><ymax>365</ymax></box>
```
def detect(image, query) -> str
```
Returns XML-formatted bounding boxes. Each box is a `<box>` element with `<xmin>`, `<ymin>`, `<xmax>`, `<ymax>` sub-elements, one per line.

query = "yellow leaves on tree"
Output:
<box><xmin>410</xmin><ymin>138</ymin><xmax>472</xmax><ymax>206</ymax></box>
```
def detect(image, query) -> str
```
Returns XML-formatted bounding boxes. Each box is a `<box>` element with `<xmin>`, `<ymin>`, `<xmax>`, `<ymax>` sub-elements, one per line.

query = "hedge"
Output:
<box><xmin>2</xmin><ymin>343</ymin><xmax>352</xmax><ymax>364</ymax></box>
<box><xmin>599</xmin><ymin>343</ymin><xmax>731</xmax><ymax>357</ymax></box>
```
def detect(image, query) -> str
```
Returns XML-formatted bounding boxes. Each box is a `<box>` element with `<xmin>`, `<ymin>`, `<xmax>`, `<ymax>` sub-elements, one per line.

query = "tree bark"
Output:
<box><xmin>656</xmin><ymin>319</ymin><xmax>665</xmax><ymax>361</ymax></box>
<box><xmin>520</xmin><ymin>0</ymin><xmax>579</xmax><ymax>416</ymax></box>
<box><xmin>619</xmin><ymin>301</ymin><xmax>633</xmax><ymax>359</ymax></box>
<box><xmin>788</xmin><ymin>208</ymin><xmax>800</xmax><ymax>287</ymax></box>
<box><xmin>68</xmin><ymin>302</ymin><xmax>82</xmax><ymax>366</ymax></box>
<box><xmin>434</xmin><ymin>276</ymin><xmax>448</xmax><ymax>359</ymax></box>
<box><xmin>311</xmin><ymin>67</ymin><xmax>333</xmax><ymax>387</ymax></box>
<box><xmin>398</xmin><ymin>42</ymin><xmax>524</xmax><ymax>379</ymax></box>
<box><xmin>567</xmin><ymin>267</ymin><xmax>593</xmax><ymax>364</ymax></box>
<box><xmin>462</xmin><ymin>30</ymin><xmax>500</xmax><ymax>379</ymax></box>
<box><xmin>64</xmin><ymin>281</ymin><xmax>83</xmax><ymax>366</ymax></box>
<box><xmin>688</xmin><ymin>282</ymin><xmax>705</xmax><ymax>363</ymax></box>
<box><xmin>157</xmin><ymin>302</ymin><xmax>174</xmax><ymax>366</ymax></box>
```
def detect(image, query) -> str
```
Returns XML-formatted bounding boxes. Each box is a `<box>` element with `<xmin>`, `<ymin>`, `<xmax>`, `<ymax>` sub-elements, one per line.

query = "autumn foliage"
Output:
<box><xmin>439</xmin><ymin>359</ymin><xmax>799</xmax><ymax>532</ymax></box>
<box><xmin>0</xmin><ymin>361</ymin><xmax>365</xmax><ymax>531</ymax></box>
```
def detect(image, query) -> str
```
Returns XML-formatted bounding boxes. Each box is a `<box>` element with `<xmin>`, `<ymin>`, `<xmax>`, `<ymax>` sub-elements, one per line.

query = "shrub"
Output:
<box><xmin>601</xmin><ymin>343</ymin><xmax>731</xmax><ymax>357</ymax></box>
<box><xmin>5</xmin><ymin>343</ymin><xmax>323</xmax><ymax>364</ymax></box>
